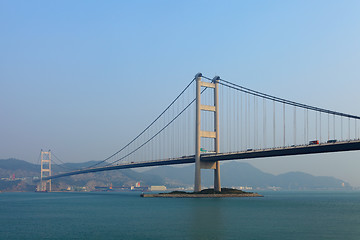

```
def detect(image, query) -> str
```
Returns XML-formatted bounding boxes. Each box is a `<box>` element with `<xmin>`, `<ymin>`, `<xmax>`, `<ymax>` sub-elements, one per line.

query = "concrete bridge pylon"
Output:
<box><xmin>194</xmin><ymin>73</ymin><xmax>221</xmax><ymax>192</ymax></box>
<box><xmin>38</xmin><ymin>150</ymin><xmax>52</xmax><ymax>192</ymax></box>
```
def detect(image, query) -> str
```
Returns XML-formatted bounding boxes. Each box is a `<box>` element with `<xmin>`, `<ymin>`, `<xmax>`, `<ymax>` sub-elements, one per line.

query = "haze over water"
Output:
<box><xmin>1</xmin><ymin>191</ymin><xmax>360</xmax><ymax>240</ymax></box>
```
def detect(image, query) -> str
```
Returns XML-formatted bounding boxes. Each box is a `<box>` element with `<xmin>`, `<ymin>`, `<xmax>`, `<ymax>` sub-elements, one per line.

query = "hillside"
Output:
<box><xmin>0</xmin><ymin>158</ymin><xmax>352</xmax><ymax>192</ymax></box>
<box><xmin>144</xmin><ymin>161</ymin><xmax>352</xmax><ymax>190</ymax></box>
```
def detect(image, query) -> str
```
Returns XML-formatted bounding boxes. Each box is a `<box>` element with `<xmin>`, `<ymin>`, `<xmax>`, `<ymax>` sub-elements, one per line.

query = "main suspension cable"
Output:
<box><xmin>218</xmin><ymin>79</ymin><xmax>360</xmax><ymax>120</ymax></box>
<box><xmin>105</xmin><ymin>87</ymin><xmax>208</xmax><ymax>166</ymax></box>
<box><xmin>87</xmin><ymin>77</ymin><xmax>196</xmax><ymax>168</ymax></box>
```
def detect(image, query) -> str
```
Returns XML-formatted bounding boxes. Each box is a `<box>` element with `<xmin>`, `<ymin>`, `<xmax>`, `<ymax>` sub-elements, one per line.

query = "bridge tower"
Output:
<box><xmin>39</xmin><ymin>150</ymin><xmax>52</xmax><ymax>192</ymax></box>
<box><xmin>194</xmin><ymin>73</ymin><xmax>221</xmax><ymax>192</ymax></box>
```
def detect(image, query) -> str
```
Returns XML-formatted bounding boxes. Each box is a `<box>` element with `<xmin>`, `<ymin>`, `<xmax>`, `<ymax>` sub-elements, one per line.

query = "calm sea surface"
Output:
<box><xmin>1</xmin><ymin>191</ymin><xmax>360</xmax><ymax>240</ymax></box>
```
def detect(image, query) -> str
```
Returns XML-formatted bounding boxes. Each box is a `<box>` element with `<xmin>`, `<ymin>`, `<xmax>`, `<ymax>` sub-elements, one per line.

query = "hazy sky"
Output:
<box><xmin>1</xmin><ymin>1</ymin><xmax>360</xmax><ymax>186</ymax></box>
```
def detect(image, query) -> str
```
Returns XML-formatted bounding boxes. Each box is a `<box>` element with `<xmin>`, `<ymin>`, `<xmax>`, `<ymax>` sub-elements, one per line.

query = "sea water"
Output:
<box><xmin>1</xmin><ymin>191</ymin><xmax>360</xmax><ymax>240</ymax></box>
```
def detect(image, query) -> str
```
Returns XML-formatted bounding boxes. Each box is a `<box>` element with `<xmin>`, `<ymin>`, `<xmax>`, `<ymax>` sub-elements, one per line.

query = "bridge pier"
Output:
<box><xmin>214</xmin><ymin>161</ymin><xmax>221</xmax><ymax>191</ymax></box>
<box><xmin>194</xmin><ymin>73</ymin><xmax>221</xmax><ymax>192</ymax></box>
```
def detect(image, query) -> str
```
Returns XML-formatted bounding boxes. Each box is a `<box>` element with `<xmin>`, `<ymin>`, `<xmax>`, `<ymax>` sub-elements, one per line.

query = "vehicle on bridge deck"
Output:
<box><xmin>327</xmin><ymin>139</ymin><xmax>337</xmax><ymax>143</ymax></box>
<box><xmin>309</xmin><ymin>140</ymin><xmax>319</xmax><ymax>145</ymax></box>
<box><xmin>201</xmin><ymin>152</ymin><xmax>216</xmax><ymax>156</ymax></box>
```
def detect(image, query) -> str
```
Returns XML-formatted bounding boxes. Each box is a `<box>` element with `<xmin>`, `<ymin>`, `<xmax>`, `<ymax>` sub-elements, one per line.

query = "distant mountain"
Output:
<box><xmin>144</xmin><ymin>161</ymin><xmax>352</xmax><ymax>190</ymax></box>
<box><xmin>0</xmin><ymin>158</ymin><xmax>38</xmax><ymax>173</ymax></box>
<box><xmin>274</xmin><ymin>172</ymin><xmax>350</xmax><ymax>190</ymax></box>
<box><xmin>0</xmin><ymin>159</ymin><xmax>352</xmax><ymax>192</ymax></box>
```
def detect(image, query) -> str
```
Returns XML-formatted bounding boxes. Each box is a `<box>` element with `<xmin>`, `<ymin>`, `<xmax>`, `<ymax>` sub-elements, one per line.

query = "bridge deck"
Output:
<box><xmin>43</xmin><ymin>140</ymin><xmax>360</xmax><ymax>180</ymax></box>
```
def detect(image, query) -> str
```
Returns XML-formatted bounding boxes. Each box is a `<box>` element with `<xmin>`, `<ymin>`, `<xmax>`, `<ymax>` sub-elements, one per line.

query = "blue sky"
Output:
<box><xmin>1</xmin><ymin>1</ymin><xmax>360</xmax><ymax>185</ymax></box>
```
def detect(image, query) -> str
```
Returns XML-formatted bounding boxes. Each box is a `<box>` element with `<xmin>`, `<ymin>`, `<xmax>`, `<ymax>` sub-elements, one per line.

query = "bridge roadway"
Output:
<box><xmin>43</xmin><ymin>140</ymin><xmax>360</xmax><ymax>180</ymax></box>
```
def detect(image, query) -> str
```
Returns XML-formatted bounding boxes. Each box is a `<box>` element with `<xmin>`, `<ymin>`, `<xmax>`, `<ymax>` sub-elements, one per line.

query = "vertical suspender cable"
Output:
<box><xmin>283</xmin><ymin>102</ymin><xmax>285</xmax><ymax>147</ymax></box>
<box><xmin>348</xmin><ymin>117</ymin><xmax>350</xmax><ymax>140</ymax></box>
<box><xmin>333</xmin><ymin>114</ymin><xmax>335</xmax><ymax>141</ymax></box>
<box><xmin>355</xmin><ymin>119</ymin><xmax>357</xmax><ymax>139</ymax></box>
<box><xmin>169</xmin><ymin>107</ymin><xmax>171</xmax><ymax>158</ymax></box>
<box><xmin>306</xmin><ymin>109</ymin><xmax>309</xmax><ymax>142</ymax></box>
<box><xmin>240</xmin><ymin>91</ymin><xmax>243</xmax><ymax>150</ymax></box>
<box><xmin>181</xmin><ymin>97</ymin><xmax>184</xmax><ymax>157</ymax></box>
<box><xmin>341</xmin><ymin>116</ymin><xmax>343</xmax><ymax>140</ymax></box>
<box><xmin>263</xmin><ymin>98</ymin><xmax>267</xmax><ymax>148</ymax></box>
<box><xmin>227</xmin><ymin>87</ymin><xmax>230</xmax><ymax>152</ymax></box>
<box><xmin>304</xmin><ymin>109</ymin><xmax>306</xmax><ymax>144</ymax></box>
<box><xmin>248</xmin><ymin>94</ymin><xmax>250</xmax><ymax>149</ymax></box>
<box><xmin>294</xmin><ymin>106</ymin><xmax>296</xmax><ymax>145</ymax></box>
<box><xmin>234</xmin><ymin>89</ymin><xmax>236</xmax><ymax>151</ymax></box>
<box><xmin>157</xmin><ymin>114</ymin><xmax>162</xmax><ymax>159</ymax></box>
<box><xmin>245</xmin><ymin>93</ymin><xmax>247</xmax><ymax>150</ymax></box>
<box><xmin>185</xmin><ymin>89</ymin><xmax>187</xmax><ymax>155</ymax></box>
<box><xmin>188</xmin><ymin>89</ymin><xmax>191</xmax><ymax>154</ymax></box>
<box><xmin>167</xmin><ymin>108</ymin><xmax>171</xmax><ymax>159</ymax></box>
<box><xmin>328</xmin><ymin>113</ymin><xmax>330</xmax><ymax>141</ymax></box>
<box><xmin>246</xmin><ymin>94</ymin><xmax>249</xmax><ymax>149</ymax></box>
<box><xmin>180</xmin><ymin>91</ymin><xmax>182</xmax><ymax>157</ymax></box>
<box><xmin>264</xmin><ymin>98</ymin><xmax>266</xmax><ymax>149</ymax></box>
<box><xmin>236</xmin><ymin>89</ymin><xmax>239</xmax><ymax>150</ymax></box>
<box><xmin>254</xmin><ymin>95</ymin><xmax>257</xmax><ymax>149</ymax></box>
<box><xmin>152</xmin><ymin>121</ymin><xmax>154</xmax><ymax>160</ymax></box>
<box><xmin>320</xmin><ymin>112</ymin><xmax>322</xmax><ymax>143</ymax></box>
<box><xmin>220</xmin><ymin>84</ymin><xmax>223</xmax><ymax>153</ymax></box>
<box><xmin>273</xmin><ymin>100</ymin><xmax>275</xmax><ymax>148</ymax></box>
<box><xmin>167</xmin><ymin>107</ymin><xmax>170</xmax><ymax>158</ymax></box>
<box><xmin>256</xmin><ymin>97</ymin><xmax>258</xmax><ymax>149</ymax></box>
<box><xmin>173</xmin><ymin>102</ymin><xmax>175</xmax><ymax>158</ymax></box>
<box><xmin>315</xmin><ymin>112</ymin><xmax>318</xmax><ymax>140</ymax></box>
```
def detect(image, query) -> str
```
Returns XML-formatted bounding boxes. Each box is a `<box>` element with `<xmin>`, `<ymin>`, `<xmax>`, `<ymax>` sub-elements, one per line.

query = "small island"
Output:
<box><xmin>141</xmin><ymin>188</ymin><xmax>263</xmax><ymax>198</ymax></box>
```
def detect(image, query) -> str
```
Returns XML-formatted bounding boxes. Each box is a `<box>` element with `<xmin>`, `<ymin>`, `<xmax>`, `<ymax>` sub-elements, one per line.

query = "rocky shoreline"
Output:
<box><xmin>141</xmin><ymin>193</ymin><xmax>263</xmax><ymax>198</ymax></box>
<box><xmin>141</xmin><ymin>188</ymin><xmax>263</xmax><ymax>198</ymax></box>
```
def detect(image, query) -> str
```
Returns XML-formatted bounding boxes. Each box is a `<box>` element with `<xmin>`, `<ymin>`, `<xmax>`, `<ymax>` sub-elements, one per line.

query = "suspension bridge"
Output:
<box><xmin>38</xmin><ymin>73</ymin><xmax>360</xmax><ymax>192</ymax></box>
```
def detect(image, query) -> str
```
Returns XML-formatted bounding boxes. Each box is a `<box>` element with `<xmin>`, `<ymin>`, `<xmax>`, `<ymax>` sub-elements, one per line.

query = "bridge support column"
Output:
<box><xmin>194</xmin><ymin>73</ymin><xmax>221</xmax><ymax>192</ymax></box>
<box><xmin>214</xmin><ymin>76</ymin><xmax>221</xmax><ymax>192</ymax></box>
<box><xmin>194</xmin><ymin>73</ymin><xmax>202</xmax><ymax>192</ymax></box>
<box><xmin>38</xmin><ymin>150</ymin><xmax>52</xmax><ymax>192</ymax></box>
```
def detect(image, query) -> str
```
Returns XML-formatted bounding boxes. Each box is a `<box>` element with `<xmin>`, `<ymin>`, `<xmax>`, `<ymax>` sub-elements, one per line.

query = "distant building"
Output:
<box><xmin>237</xmin><ymin>186</ymin><xmax>253</xmax><ymax>190</ymax></box>
<box><xmin>150</xmin><ymin>186</ymin><xmax>167</xmax><ymax>191</ymax></box>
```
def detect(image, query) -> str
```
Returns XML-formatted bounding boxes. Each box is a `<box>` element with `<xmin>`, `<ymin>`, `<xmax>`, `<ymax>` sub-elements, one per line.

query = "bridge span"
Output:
<box><xmin>43</xmin><ymin>140</ymin><xmax>360</xmax><ymax>181</ymax></box>
<box><xmin>38</xmin><ymin>73</ymin><xmax>360</xmax><ymax>192</ymax></box>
